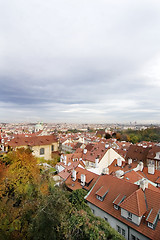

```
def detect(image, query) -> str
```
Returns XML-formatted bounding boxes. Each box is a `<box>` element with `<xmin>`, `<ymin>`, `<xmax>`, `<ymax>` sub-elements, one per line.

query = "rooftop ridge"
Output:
<box><xmin>136</xmin><ymin>189</ymin><xmax>141</xmax><ymax>216</ymax></box>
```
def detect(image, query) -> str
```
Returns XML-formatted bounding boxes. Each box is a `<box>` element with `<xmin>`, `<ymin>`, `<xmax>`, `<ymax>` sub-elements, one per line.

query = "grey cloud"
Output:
<box><xmin>1</xmin><ymin>0</ymin><xmax>160</xmax><ymax>122</ymax></box>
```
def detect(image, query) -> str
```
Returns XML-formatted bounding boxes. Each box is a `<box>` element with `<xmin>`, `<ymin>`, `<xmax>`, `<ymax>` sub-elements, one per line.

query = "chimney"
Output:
<box><xmin>148</xmin><ymin>163</ymin><xmax>155</xmax><ymax>175</ymax></box>
<box><xmin>81</xmin><ymin>174</ymin><xmax>86</xmax><ymax>186</ymax></box>
<box><xmin>140</xmin><ymin>179</ymin><xmax>148</xmax><ymax>191</ymax></box>
<box><xmin>139</xmin><ymin>162</ymin><xmax>144</xmax><ymax>172</ymax></box>
<box><xmin>115</xmin><ymin>170</ymin><xmax>124</xmax><ymax>179</ymax></box>
<box><xmin>63</xmin><ymin>156</ymin><xmax>67</xmax><ymax>165</ymax></box>
<box><xmin>60</xmin><ymin>155</ymin><xmax>63</xmax><ymax>162</ymax></box>
<box><xmin>117</xmin><ymin>157</ymin><xmax>122</xmax><ymax>167</ymax></box>
<box><xmin>72</xmin><ymin>169</ymin><xmax>76</xmax><ymax>181</ymax></box>
<box><xmin>102</xmin><ymin>167</ymin><xmax>109</xmax><ymax>175</ymax></box>
<box><xmin>105</xmin><ymin>144</ymin><xmax>109</xmax><ymax>149</ymax></box>
<box><xmin>128</xmin><ymin>158</ymin><xmax>132</xmax><ymax>165</ymax></box>
<box><xmin>83</xmin><ymin>149</ymin><xmax>87</xmax><ymax>154</ymax></box>
<box><xmin>95</xmin><ymin>158</ymin><xmax>99</xmax><ymax>168</ymax></box>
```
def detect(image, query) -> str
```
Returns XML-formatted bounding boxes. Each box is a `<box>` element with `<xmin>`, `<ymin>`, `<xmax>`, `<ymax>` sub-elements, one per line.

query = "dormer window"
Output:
<box><xmin>114</xmin><ymin>204</ymin><xmax>119</xmax><ymax>210</ymax></box>
<box><xmin>96</xmin><ymin>195</ymin><xmax>104</xmax><ymax>201</ymax></box>
<box><xmin>146</xmin><ymin>208</ymin><xmax>158</xmax><ymax>229</ymax></box>
<box><xmin>113</xmin><ymin>194</ymin><xmax>126</xmax><ymax>210</ymax></box>
<box><xmin>96</xmin><ymin>187</ymin><xmax>109</xmax><ymax>202</ymax></box>
<box><xmin>128</xmin><ymin>212</ymin><xmax>132</xmax><ymax>220</ymax></box>
<box><xmin>148</xmin><ymin>222</ymin><xmax>154</xmax><ymax>229</ymax></box>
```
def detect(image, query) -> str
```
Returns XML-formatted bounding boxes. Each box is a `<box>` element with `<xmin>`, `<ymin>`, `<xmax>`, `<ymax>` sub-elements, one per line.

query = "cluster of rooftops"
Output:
<box><xmin>85</xmin><ymin>175</ymin><xmax>160</xmax><ymax>240</ymax></box>
<box><xmin>1</xmin><ymin>131</ymin><xmax>160</xmax><ymax>239</ymax></box>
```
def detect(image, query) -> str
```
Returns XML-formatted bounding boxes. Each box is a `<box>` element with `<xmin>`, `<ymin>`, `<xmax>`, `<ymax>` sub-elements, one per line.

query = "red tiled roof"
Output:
<box><xmin>120</xmin><ymin>189</ymin><xmax>147</xmax><ymax>217</ymax></box>
<box><xmin>86</xmin><ymin>174</ymin><xmax>160</xmax><ymax>240</ymax></box>
<box><xmin>155</xmin><ymin>176</ymin><xmax>160</xmax><ymax>184</ymax></box>
<box><xmin>146</xmin><ymin>209</ymin><xmax>158</xmax><ymax>224</ymax></box>
<box><xmin>96</xmin><ymin>186</ymin><xmax>109</xmax><ymax>197</ymax></box>
<box><xmin>126</xmin><ymin>145</ymin><xmax>150</xmax><ymax>162</ymax></box>
<box><xmin>147</xmin><ymin>146</ymin><xmax>160</xmax><ymax>160</ymax></box>
<box><xmin>123</xmin><ymin>170</ymin><xmax>143</xmax><ymax>184</ymax></box>
<box><xmin>140</xmin><ymin>167</ymin><xmax>160</xmax><ymax>183</ymax></box>
<box><xmin>7</xmin><ymin>134</ymin><xmax>57</xmax><ymax>147</ymax></box>
<box><xmin>108</xmin><ymin>159</ymin><xmax>137</xmax><ymax>174</ymax></box>
<box><xmin>113</xmin><ymin>193</ymin><xmax>126</xmax><ymax>206</ymax></box>
<box><xmin>58</xmin><ymin>162</ymin><xmax>79</xmax><ymax>180</ymax></box>
<box><xmin>83</xmin><ymin>143</ymin><xmax>108</xmax><ymax>163</ymax></box>
<box><xmin>147</xmin><ymin>183</ymin><xmax>160</xmax><ymax>193</ymax></box>
<box><xmin>65</xmin><ymin>167</ymin><xmax>99</xmax><ymax>191</ymax></box>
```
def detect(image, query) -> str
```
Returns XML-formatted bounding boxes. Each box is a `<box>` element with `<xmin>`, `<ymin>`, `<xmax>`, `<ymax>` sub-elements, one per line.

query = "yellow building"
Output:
<box><xmin>7</xmin><ymin>134</ymin><xmax>59</xmax><ymax>160</ymax></box>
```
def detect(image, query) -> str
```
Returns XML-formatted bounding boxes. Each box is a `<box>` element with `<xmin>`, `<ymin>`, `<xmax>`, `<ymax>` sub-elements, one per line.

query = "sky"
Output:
<box><xmin>1</xmin><ymin>0</ymin><xmax>160</xmax><ymax>123</ymax></box>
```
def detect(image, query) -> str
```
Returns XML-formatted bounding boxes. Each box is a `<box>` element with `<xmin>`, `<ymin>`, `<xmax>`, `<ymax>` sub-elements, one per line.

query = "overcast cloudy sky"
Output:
<box><xmin>1</xmin><ymin>0</ymin><xmax>160</xmax><ymax>123</ymax></box>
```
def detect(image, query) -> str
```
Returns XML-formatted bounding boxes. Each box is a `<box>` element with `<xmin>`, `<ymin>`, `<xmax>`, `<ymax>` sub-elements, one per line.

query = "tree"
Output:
<box><xmin>28</xmin><ymin>187</ymin><xmax>72</xmax><ymax>240</ymax></box>
<box><xmin>29</xmin><ymin>188</ymin><xmax>124</xmax><ymax>240</ymax></box>
<box><xmin>0</xmin><ymin>148</ymin><xmax>41</xmax><ymax>239</ymax></box>
<box><xmin>69</xmin><ymin>189</ymin><xmax>87</xmax><ymax>210</ymax></box>
<box><xmin>105</xmin><ymin>133</ymin><xmax>112</xmax><ymax>139</ymax></box>
<box><xmin>0</xmin><ymin>149</ymin><xmax>125</xmax><ymax>240</ymax></box>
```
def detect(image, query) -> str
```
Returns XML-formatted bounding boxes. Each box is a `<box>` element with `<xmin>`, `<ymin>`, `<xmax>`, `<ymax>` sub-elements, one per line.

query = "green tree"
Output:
<box><xmin>29</xmin><ymin>187</ymin><xmax>72</xmax><ymax>240</ymax></box>
<box><xmin>0</xmin><ymin>148</ymin><xmax>41</xmax><ymax>240</ymax></box>
<box><xmin>29</xmin><ymin>188</ymin><xmax>124</xmax><ymax>240</ymax></box>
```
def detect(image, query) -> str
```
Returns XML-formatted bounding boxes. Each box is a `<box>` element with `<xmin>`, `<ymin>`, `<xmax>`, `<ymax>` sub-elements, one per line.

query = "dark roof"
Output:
<box><xmin>147</xmin><ymin>146</ymin><xmax>160</xmax><ymax>160</ymax></box>
<box><xmin>125</xmin><ymin>145</ymin><xmax>150</xmax><ymax>162</ymax></box>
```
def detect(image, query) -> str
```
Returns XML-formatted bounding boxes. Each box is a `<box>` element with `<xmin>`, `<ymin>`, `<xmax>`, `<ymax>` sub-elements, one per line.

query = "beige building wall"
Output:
<box><xmin>86</xmin><ymin>148</ymin><xmax>125</xmax><ymax>175</ymax></box>
<box><xmin>9</xmin><ymin>142</ymin><xmax>58</xmax><ymax>160</ymax></box>
<box><xmin>98</xmin><ymin>148</ymin><xmax>125</xmax><ymax>174</ymax></box>
<box><xmin>32</xmin><ymin>142</ymin><xmax>58</xmax><ymax>160</ymax></box>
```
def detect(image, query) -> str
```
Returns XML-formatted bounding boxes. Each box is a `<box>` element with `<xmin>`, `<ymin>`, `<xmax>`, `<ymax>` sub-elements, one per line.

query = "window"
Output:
<box><xmin>131</xmin><ymin>235</ymin><xmax>136</xmax><ymax>240</ymax></box>
<box><xmin>128</xmin><ymin>212</ymin><xmax>132</xmax><ymax>220</ymax></box>
<box><xmin>114</xmin><ymin>204</ymin><xmax>119</xmax><ymax>210</ymax></box>
<box><xmin>122</xmin><ymin>229</ymin><xmax>125</xmax><ymax>237</ymax></box>
<box><xmin>131</xmin><ymin>235</ymin><xmax>140</xmax><ymax>240</ymax></box>
<box><xmin>51</xmin><ymin>145</ymin><xmax>54</xmax><ymax>152</ymax></box>
<box><xmin>117</xmin><ymin>225</ymin><xmax>121</xmax><ymax>233</ymax></box>
<box><xmin>148</xmin><ymin>222</ymin><xmax>154</xmax><ymax>229</ymax></box>
<box><xmin>116</xmin><ymin>225</ymin><xmax>125</xmax><ymax>236</ymax></box>
<box><xmin>96</xmin><ymin>195</ymin><xmax>103</xmax><ymax>201</ymax></box>
<box><xmin>40</xmin><ymin>148</ymin><xmax>45</xmax><ymax>155</ymax></box>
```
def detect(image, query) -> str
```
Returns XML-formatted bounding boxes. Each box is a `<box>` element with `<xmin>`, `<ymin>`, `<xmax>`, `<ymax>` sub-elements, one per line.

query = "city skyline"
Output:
<box><xmin>1</xmin><ymin>0</ymin><xmax>160</xmax><ymax>123</ymax></box>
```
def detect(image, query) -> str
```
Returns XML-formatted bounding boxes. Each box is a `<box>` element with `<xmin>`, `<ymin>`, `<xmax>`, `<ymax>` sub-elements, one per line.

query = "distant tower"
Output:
<box><xmin>35</xmin><ymin>122</ymin><xmax>43</xmax><ymax>132</ymax></box>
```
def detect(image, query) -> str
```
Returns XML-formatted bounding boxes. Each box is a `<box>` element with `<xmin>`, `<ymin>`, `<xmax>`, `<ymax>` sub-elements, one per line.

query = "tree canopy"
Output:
<box><xmin>0</xmin><ymin>148</ymin><xmax>124</xmax><ymax>240</ymax></box>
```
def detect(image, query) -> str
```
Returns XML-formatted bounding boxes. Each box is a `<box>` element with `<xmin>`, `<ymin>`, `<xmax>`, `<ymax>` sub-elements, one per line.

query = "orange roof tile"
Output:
<box><xmin>65</xmin><ymin>167</ymin><xmax>99</xmax><ymax>191</ymax></box>
<box><xmin>120</xmin><ymin>189</ymin><xmax>147</xmax><ymax>217</ymax></box>
<box><xmin>96</xmin><ymin>186</ymin><xmax>109</xmax><ymax>197</ymax></box>
<box><xmin>146</xmin><ymin>209</ymin><xmax>158</xmax><ymax>224</ymax></box>
<box><xmin>86</xmin><ymin>174</ymin><xmax>160</xmax><ymax>240</ymax></box>
<box><xmin>113</xmin><ymin>194</ymin><xmax>126</xmax><ymax>206</ymax></box>
<box><xmin>8</xmin><ymin>134</ymin><xmax>57</xmax><ymax>147</ymax></box>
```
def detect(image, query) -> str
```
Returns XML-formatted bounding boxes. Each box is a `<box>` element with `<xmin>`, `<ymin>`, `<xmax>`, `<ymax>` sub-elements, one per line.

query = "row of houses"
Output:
<box><xmin>85</xmin><ymin>174</ymin><xmax>160</xmax><ymax>240</ymax></box>
<box><xmin>1</xmin><ymin>129</ymin><xmax>160</xmax><ymax>239</ymax></box>
<box><xmin>54</xmin><ymin>141</ymin><xmax>160</xmax><ymax>239</ymax></box>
